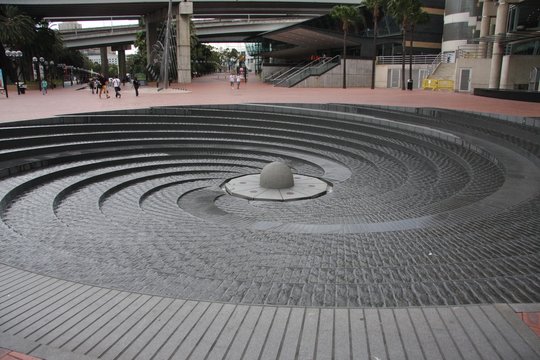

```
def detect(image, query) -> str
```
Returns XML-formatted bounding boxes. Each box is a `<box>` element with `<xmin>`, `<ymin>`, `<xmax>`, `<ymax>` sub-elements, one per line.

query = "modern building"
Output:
<box><xmin>253</xmin><ymin>0</ymin><xmax>539</xmax><ymax>93</ymax></box>
<box><xmin>80</xmin><ymin>47</ymin><xmax>119</xmax><ymax>66</ymax></box>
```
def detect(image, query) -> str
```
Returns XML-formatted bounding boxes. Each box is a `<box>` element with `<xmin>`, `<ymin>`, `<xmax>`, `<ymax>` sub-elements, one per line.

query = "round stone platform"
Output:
<box><xmin>224</xmin><ymin>173</ymin><xmax>331</xmax><ymax>201</ymax></box>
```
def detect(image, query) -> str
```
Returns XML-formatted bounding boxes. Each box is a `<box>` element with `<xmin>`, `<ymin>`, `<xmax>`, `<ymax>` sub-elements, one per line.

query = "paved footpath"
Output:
<box><xmin>0</xmin><ymin>75</ymin><xmax>539</xmax><ymax>359</ymax></box>
<box><xmin>0</xmin><ymin>73</ymin><xmax>539</xmax><ymax>123</ymax></box>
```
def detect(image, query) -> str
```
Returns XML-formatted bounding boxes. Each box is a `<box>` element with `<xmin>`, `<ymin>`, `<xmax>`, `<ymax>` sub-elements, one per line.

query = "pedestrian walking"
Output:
<box><xmin>95</xmin><ymin>78</ymin><xmax>101</xmax><ymax>96</ymax></box>
<box><xmin>132</xmin><ymin>77</ymin><xmax>140</xmax><ymax>97</ymax></box>
<box><xmin>229</xmin><ymin>74</ymin><xmax>235</xmax><ymax>89</ymax></box>
<box><xmin>89</xmin><ymin>78</ymin><xmax>95</xmax><ymax>94</ymax></box>
<box><xmin>41</xmin><ymin>79</ymin><xmax>48</xmax><ymax>95</ymax></box>
<box><xmin>98</xmin><ymin>75</ymin><xmax>110</xmax><ymax>99</ymax></box>
<box><xmin>112</xmin><ymin>76</ymin><xmax>121</xmax><ymax>98</ymax></box>
<box><xmin>236</xmin><ymin>74</ymin><xmax>241</xmax><ymax>89</ymax></box>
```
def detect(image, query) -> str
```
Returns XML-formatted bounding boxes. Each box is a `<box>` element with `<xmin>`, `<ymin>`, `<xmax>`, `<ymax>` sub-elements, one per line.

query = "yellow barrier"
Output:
<box><xmin>422</xmin><ymin>79</ymin><xmax>454</xmax><ymax>91</ymax></box>
<box><xmin>422</xmin><ymin>79</ymin><xmax>438</xmax><ymax>90</ymax></box>
<box><xmin>437</xmin><ymin>80</ymin><xmax>454</xmax><ymax>90</ymax></box>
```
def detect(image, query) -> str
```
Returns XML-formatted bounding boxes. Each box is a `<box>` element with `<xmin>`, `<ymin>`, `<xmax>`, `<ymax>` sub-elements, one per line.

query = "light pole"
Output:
<box><xmin>32</xmin><ymin>56</ymin><xmax>42</xmax><ymax>90</ymax></box>
<box><xmin>49</xmin><ymin>60</ymin><xmax>54</xmax><ymax>88</ymax></box>
<box><xmin>5</xmin><ymin>50</ymin><xmax>23</xmax><ymax>95</ymax></box>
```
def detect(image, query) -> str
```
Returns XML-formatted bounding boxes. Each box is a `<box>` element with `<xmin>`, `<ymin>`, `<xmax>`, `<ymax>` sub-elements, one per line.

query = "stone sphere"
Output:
<box><xmin>260</xmin><ymin>162</ymin><xmax>294</xmax><ymax>189</ymax></box>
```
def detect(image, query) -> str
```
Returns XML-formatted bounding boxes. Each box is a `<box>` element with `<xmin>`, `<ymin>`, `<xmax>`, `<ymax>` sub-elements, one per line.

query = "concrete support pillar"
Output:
<box><xmin>100</xmin><ymin>47</ymin><xmax>109</xmax><ymax>76</ymax></box>
<box><xmin>146</xmin><ymin>21</ymin><xmax>158</xmax><ymax>68</ymax></box>
<box><xmin>488</xmin><ymin>0</ymin><xmax>509</xmax><ymax>89</ymax></box>
<box><xmin>177</xmin><ymin>1</ymin><xmax>192</xmax><ymax>84</ymax></box>
<box><xmin>112</xmin><ymin>45</ymin><xmax>129</xmax><ymax>78</ymax></box>
<box><xmin>118</xmin><ymin>49</ymin><xmax>126</xmax><ymax>79</ymax></box>
<box><xmin>479</xmin><ymin>0</ymin><xmax>492</xmax><ymax>57</ymax></box>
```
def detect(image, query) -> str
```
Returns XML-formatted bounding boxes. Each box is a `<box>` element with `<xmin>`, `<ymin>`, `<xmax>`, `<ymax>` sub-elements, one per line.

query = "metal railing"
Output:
<box><xmin>376</xmin><ymin>54</ymin><xmax>439</xmax><ymax>65</ymax></box>
<box><xmin>270</xmin><ymin>60</ymin><xmax>316</xmax><ymax>85</ymax></box>
<box><xmin>456</xmin><ymin>44</ymin><xmax>492</xmax><ymax>59</ymax></box>
<box><xmin>274</xmin><ymin>55</ymin><xmax>341</xmax><ymax>87</ymax></box>
<box><xmin>264</xmin><ymin>69</ymin><xmax>287</xmax><ymax>83</ymax></box>
<box><xmin>426</xmin><ymin>53</ymin><xmax>444</xmax><ymax>78</ymax></box>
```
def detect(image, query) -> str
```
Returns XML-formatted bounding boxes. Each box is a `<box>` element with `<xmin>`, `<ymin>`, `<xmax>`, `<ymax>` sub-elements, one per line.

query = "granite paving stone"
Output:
<box><xmin>0</xmin><ymin>99</ymin><xmax>539</xmax><ymax>359</ymax></box>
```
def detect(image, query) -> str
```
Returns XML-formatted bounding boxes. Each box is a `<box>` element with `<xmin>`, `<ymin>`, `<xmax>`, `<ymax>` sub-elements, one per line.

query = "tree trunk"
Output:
<box><xmin>371</xmin><ymin>18</ymin><xmax>377</xmax><ymax>89</ymax></box>
<box><xmin>343</xmin><ymin>30</ymin><xmax>347</xmax><ymax>89</ymax></box>
<box><xmin>409</xmin><ymin>25</ymin><xmax>414</xmax><ymax>90</ymax></box>
<box><xmin>401</xmin><ymin>28</ymin><xmax>406</xmax><ymax>90</ymax></box>
<box><xmin>0</xmin><ymin>43</ymin><xmax>17</xmax><ymax>83</ymax></box>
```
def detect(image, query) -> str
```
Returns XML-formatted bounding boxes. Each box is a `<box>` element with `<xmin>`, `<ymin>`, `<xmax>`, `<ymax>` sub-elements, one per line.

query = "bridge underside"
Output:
<box><xmin>16</xmin><ymin>2</ymin><xmax>333</xmax><ymax>21</ymax></box>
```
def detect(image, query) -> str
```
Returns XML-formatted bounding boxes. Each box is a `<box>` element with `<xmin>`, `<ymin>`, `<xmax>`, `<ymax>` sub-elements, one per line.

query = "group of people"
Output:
<box><xmin>89</xmin><ymin>75</ymin><xmax>141</xmax><ymax>98</ymax></box>
<box><xmin>228</xmin><ymin>73</ymin><xmax>242</xmax><ymax>89</ymax></box>
<box><xmin>228</xmin><ymin>67</ymin><xmax>248</xmax><ymax>89</ymax></box>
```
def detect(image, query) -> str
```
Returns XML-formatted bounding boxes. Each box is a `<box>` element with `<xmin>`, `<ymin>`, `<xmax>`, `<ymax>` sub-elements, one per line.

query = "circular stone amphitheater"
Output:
<box><xmin>0</xmin><ymin>103</ymin><xmax>539</xmax><ymax>308</ymax></box>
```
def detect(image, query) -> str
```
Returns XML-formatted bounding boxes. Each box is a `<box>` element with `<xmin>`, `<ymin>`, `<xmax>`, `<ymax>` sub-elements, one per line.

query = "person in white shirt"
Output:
<box><xmin>112</xmin><ymin>77</ymin><xmax>121</xmax><ymax>98</ymax></box>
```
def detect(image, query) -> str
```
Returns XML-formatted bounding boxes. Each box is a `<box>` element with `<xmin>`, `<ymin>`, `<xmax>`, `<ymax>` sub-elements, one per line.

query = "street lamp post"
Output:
<box><xmin>5</xmin><ymin>50</ymin><xmax>23</xmax><ymax>95</ymax></box>
<box><xmin>32</xmin><ymin>56</ymin><xmax>42</xmax><ymax>90</ymax></box>
<box><xmin>49</xmin><ymin>60</ymin><xmax>54</xmax><ymax>88</ymax></box>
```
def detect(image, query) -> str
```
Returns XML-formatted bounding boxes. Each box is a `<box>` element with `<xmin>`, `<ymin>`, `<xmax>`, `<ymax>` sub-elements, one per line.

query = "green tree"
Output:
<box><xmin>363</xmin><ymin>0</ymin><xmax>384</xmax><ymax>89</ymax></box>
<box><xmin>330</xmin><ymin>5</ymin><xmax>362</xmax><ymax>89</ymax></box>
<box><xmin>386</xmin><ymin>0</ymin><xmax>423</xmax><ymax>90</ymax></box>
<box><xmin>91</xmin><ymin>61</ymin><xmax>101</xmax><ymax>74</ymax></box>
<box><xmin>0</xmin><ymin>5</ymin><xmax>35</xmax><ymax>82</ymax></box>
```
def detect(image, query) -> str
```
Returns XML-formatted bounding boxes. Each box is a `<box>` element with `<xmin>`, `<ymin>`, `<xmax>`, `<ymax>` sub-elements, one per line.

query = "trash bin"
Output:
<box><xmin>407</xmin><ymin>79</ymin><xmax>413</xmax><ymax>90</ymax></box>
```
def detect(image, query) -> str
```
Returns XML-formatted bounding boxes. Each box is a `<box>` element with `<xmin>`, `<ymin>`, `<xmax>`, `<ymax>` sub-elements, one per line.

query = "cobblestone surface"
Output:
<box><xmin>0</xmin><ymin>105</ymin><xmax>538</xmax><ymax>307</ymax></box>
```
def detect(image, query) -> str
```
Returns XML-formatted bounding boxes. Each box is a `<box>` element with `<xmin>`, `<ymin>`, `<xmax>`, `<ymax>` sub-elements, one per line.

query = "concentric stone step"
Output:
<box><xmin>0</xmin><ymin>104</ymin><xmax>538</xmax><ymax>307</ymax></box>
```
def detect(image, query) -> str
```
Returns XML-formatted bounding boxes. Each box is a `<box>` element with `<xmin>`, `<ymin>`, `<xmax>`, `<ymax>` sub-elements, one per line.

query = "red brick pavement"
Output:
<box><xmin>0</xmin><ymin>349</ymin><xmax>41</xmax><ymax>360</ymax></box>
<box><xmin>0</xmin><ymin>73</ymin><xmax>538</xmax><ymax>123</ymax></box>
<box><xmin>517</xmin><ymin>312</ymin><xmax>540</xmax><ymax>337</ymax></box>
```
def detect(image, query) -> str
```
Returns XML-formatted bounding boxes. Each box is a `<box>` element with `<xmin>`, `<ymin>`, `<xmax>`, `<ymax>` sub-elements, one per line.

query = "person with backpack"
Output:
<box><xmin>41</xmin><ymin>79</ymin><xmax>48</xmax><ymax>95</ymax></box>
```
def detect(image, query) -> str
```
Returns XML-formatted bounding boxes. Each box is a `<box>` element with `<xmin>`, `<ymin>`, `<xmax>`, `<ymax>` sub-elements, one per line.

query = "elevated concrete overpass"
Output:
<box><xmin>2</xmin><ymin>0</ymin><xmax>357</xmax><ymax>20</ymax></box>
<box><xmin>60</xmin><ymin>18</ymin><xmax>307</xmax><ymax>48</ymax></box>
<box><xmin>1</xmin><ymin>0</ymin><xmax>358</xmax><ymax>83</ymax></box>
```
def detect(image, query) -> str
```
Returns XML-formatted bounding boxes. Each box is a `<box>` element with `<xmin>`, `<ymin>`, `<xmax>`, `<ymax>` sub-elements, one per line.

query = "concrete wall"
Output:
<box><xmin>375</xmin><ymin>64</ymin><xmax>431</xmax><ymax>89</ymax></box>
<box><xmin>294</xmin><ymin>59</ymin><xmax>371</xmax><ymax>88</ymax></box>
<box><xmin>500</xmin><ymin>55</ymin><xmax>540</xmax><ymax>90</ymax></box>
<box><xmin>455</xmin><ymin>58</ymin><xmax>492</xmax><ymax>91</ymax></box>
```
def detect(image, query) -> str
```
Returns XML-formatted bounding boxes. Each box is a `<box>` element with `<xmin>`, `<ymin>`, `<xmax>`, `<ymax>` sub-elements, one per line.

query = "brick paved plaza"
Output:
<box><xmin>0</xmin><ymin>76</ymin><xmax>539</xmax><ymax>359</ymax></box>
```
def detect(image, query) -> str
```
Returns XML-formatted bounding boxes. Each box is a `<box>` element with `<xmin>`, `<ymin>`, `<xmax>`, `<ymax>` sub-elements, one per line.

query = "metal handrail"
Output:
<box><xmin>264</xmin><ymin>69</ymin><xmax>285</xmax><ymax>82</ymax></box>
<box><xmin>273</xmin><ymin>58</ymin><xmax>323</xmax><ymax>86</ymax></box>
<box><xmin>426</xmin><ymin>53</ymin><xmax>444</xmax><ymax>77</ymax></box>
<box><xmin>456</xmin><ymin>44</ymin><xmax>493</xmax><ymax>59</ymax></box>
<box><xmin>377</xmin><ymin>54</ymin><xmax>439</xmax><ymax>65</ymax></box>
<box><xmin>275</xmin><ymin>55</ymin><xmax>341</xmax><ymax>87</ymax></box>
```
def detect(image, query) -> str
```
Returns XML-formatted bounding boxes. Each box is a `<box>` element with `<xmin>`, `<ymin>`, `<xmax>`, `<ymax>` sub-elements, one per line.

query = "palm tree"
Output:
<box><xmin>330</xmin><ymin>5</ymin><xmax>361</xmax><ymax>89</ymax></box>
<box><xmin>386</xmin><ymin>0</ymin><xmax>423</xmax><ymax>90</ymax></box>
<box><xmin>363</xmin><ymin>0</ymin><xmax>384</xmax><ymax>89</ymax></box>
<box><xmin>0</xmin><ymin>5</ymin><xmax>35</xmax><ymax>82</ymax></box>
<box><xmin>408</xmin><ymin>7</ymin><xmax>429</xmax><ymax>90</ymax></box>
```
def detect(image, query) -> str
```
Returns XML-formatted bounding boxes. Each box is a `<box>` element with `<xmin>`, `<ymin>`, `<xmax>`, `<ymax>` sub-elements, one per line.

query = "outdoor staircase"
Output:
<box><xmin>428</xmin><ymin>62</ymin><xmax>456</xmax><ymax>80</ymax></box>
<box><xmin>273</xmin><ymin>55</ymin><xmax>341</xmax><ymax>87</ymax></box>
